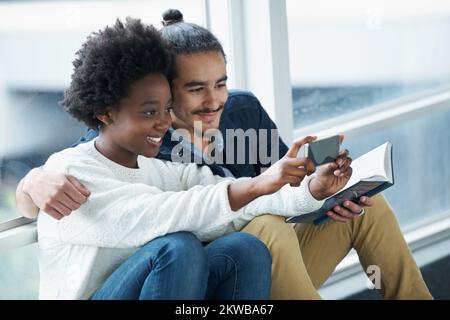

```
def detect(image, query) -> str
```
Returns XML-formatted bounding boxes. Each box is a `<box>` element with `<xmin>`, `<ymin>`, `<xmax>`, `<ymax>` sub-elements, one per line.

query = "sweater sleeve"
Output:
<box><xmin>233</xmin><ymin>174</ymin><xmax>325</xmax><ymax>230</ymax></box>
<box><xmin>169</xmin><ymin>162</ymin><xmax>325</xmax><ymax>230</ymax></box>
<box><xmin>39</xmin><ymin>154</ymin><xmax>243</xmax><ymax>248</ymax></box>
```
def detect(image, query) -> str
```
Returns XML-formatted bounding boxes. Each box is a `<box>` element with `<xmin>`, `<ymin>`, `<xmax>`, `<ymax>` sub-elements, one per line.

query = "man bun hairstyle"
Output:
<box><xmin>60</xmin><ymin>17</ymin><xmax>173</xmax><ymax>129</ymax></box>
<box><xmin>160</xmin><ymin>9</ymin><xmax>226</xmax><ymax>60</ymax></box>
<box><xmin>162</xmin><ymin>8</ymin><xmax>184</xmax><ymax>26</ymax></box>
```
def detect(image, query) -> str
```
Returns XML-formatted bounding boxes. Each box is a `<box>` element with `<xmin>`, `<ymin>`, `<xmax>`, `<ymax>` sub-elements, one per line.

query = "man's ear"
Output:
<box><xmin>96</xmin><ymin>109</ymin><xmax>114</xmax><ymax>126</ymax></box>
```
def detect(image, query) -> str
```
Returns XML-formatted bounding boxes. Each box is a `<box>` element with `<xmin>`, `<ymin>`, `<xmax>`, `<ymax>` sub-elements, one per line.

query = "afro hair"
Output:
<box><xmin>60</xmin><ymin>17</ymin><xmax>173</xmax><ymax>129</ymax></box>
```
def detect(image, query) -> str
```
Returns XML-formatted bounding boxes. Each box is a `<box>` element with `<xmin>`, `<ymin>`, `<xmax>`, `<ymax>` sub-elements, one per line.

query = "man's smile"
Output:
<box><xmin>193</xmin><ymin>106</ymin><xmax>223</xmax><ymax>123</ymax></box>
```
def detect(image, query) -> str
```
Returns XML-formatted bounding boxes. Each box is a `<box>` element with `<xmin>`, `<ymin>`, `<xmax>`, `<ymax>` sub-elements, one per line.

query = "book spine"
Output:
<box><xmin>313</xmin><ymin>215</ymin><xmax>331</xmax><ymax>225</ymax></box>
<box><xmin>363</xmin><ymin>182</ymin><xmax>393</xmax><ymax>198</ymax></box>
<box><xmin>312</xmin><ymin>182</ymin><xmax>393</xmax><ymax>225</ymax></box>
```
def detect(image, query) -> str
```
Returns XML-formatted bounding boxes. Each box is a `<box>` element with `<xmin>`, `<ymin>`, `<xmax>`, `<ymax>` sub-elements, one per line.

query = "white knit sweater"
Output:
<box><xmin>37</xmin><ymin>138</ymin><xmax>324</xmax><ymax>300</ymax></box>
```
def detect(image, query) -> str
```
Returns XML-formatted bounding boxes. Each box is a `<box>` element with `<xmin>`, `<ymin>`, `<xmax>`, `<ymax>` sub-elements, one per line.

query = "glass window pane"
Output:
<box><xmin>0</xmin><ymin>244</ymin><xmax>39</xmax><ymax>299</ymax></box>
<box><xmin>286</xmin><ymin>0</ymin><xmax>450</xmax><ymax>128</ymax></box>
<box><xmin>342</xmin><ymin>108</ymin><xmax>450</xmax><ymax>227</ymax></box>
<box><xmin>0</xmin><ymin>0</ymin><xmax>205</xmax><ymax>299</ymax></box>
<box><xmin>0</xmin><ymin>0</ymin><xmax>205</xmax><ymax>224</ymax></box>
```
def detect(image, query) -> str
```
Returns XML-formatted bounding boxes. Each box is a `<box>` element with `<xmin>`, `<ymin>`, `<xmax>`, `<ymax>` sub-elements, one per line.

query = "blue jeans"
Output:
<box><xmin>90</xmin><ymin>231</ymin><xmax>272</xmax><ymax>300</ymax></box>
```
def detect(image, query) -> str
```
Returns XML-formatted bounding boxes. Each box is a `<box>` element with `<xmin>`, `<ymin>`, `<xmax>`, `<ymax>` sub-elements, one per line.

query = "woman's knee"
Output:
<box><xmin>219</xmin><ymin>232</ymin><xmax>272</xmax><ymax>270</ymax></box>
<box><xmin>148</xmin><ymin>232</ymin><xmax>208</xmax><ymax>274</ymax></box>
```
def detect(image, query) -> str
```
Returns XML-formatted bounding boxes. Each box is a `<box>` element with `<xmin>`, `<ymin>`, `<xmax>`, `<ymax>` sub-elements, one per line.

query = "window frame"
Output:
<box><xmin>208</xmin><ymin>0</ymin><xmax>294</xmax><ymax>145</ymax></box>
<box><xmin>294</xmin><ymin>84</ymin><xmax>450</xmax><ymax>141</ymax></box>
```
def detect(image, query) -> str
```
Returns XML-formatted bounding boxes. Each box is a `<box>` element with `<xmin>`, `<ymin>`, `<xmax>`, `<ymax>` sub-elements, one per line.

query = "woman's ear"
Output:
<box><xmin>96</xmin><ymin>109</ymin><xmax>114</xmax><ymax>126</ymax></box>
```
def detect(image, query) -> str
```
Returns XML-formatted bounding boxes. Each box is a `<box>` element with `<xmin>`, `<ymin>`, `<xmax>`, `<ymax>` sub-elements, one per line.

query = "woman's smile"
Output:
<box><xmin>146</xmin><ymin>135</ymin><xmax>163</xmax><ymax>146</ymax></box>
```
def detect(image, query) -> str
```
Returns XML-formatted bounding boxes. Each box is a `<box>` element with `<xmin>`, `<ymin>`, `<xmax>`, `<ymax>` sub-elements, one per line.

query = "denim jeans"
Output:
<box><xmin>90</xmin><ymin>231</ymin><xmax>272</xmax><ymax>300</ymax></box>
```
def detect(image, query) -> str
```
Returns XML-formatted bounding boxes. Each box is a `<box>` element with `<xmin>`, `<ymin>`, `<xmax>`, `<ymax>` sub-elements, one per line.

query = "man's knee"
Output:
<box><xmin>243</xmin><ymin>215</ymin><xmax>298</xmax><ymax>251</ymax></box>
<box><xmin>244</xmin><ymin>214</ymin><xmax>291</xmax><ymax>235</ymax></box>
<box><xmin>365</xmin><ymin>194</ymin><xmax>396</xmax><ymax>222</ymax></box>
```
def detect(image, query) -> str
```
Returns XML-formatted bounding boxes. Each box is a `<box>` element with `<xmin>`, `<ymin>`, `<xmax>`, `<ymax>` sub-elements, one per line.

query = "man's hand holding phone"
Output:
<box><xmin>305</xmin><ymin>134</ymin><xmax>374</xmax><ymax>222</ymax></box>
<box><xmin>304</xmin><ymin>134</ymin><xmax>340</xmax><ymax>167</ymax></box>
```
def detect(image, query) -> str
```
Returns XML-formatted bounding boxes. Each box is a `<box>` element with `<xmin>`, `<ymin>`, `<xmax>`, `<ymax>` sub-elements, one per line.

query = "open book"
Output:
<box><xmin>286</xmin><ymin>142</ymin><xmax>394</xmax><ymax>225</ymax></box>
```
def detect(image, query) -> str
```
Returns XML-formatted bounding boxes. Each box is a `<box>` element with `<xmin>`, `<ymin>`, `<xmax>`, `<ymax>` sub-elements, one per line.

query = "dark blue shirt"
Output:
<box><xmin>73</xmin><ymin>90</ymin><xmax>289</xmax><ymax>178</ymax></box>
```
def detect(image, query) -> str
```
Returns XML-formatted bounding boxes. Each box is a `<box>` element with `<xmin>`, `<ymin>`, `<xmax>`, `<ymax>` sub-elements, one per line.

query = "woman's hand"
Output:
<box><xmin>253</xmin><ymin>136</ymin><xmax>317</xmax><ymax>195</ymax></box>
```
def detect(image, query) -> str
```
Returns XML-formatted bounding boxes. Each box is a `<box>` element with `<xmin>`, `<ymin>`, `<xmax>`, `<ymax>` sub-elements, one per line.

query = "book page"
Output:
<box><xmin>286</xmin><ymin>142</ymin><xmax>394</xmax><ymax>224</ymax></box>
<box><xmin>327</xmin><ymin>142</ymin><xmax>391</xmax><ymax>198</ymax></box>
<box><xmin>349</xmin><ymin>143</ymin><xmax>389</xmax><ymax>182</ymax></box>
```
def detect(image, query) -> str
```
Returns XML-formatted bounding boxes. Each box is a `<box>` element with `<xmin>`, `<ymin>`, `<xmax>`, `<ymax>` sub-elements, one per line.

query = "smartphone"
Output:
<box><xmin>304</xmin><ymin>135</ymin><xmax>340</xmax><ymax>166</ymax></box>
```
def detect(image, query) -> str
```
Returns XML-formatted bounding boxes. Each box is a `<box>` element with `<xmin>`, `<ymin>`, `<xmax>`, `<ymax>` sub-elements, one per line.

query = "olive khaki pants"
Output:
<box><xmin>242</xmin><ymin>194</ymin><xmax>433</xmax><ymax>300</ymax></box>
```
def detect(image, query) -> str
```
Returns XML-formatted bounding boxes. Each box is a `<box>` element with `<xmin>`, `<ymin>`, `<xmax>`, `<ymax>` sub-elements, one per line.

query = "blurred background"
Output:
<box><xmin>0</xmin><ymin>0</ymin><xmax>449</xmax><ymax>299</ymax></box>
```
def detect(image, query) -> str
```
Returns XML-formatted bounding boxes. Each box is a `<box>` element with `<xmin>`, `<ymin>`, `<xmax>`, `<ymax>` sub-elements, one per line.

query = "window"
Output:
<box><xmin>2</xmin><ymin>0</ymin><xmax>449</xmax><ymax>300</ymax></box>
<box><xmin>342</xmin><ymin>106</ymin><xmax>450</xmax><ymax>227</ymax></box>
<box><xmin>286</xmin><ymin>0</ymin><xmax>450</xmax><ymax>128</ymax></box>
<box><xmin>0</xmin><ymin>244</ymin><xmax>39</xmax><ymax>299</ymax></box>
<box><xmin>0</xmin><ymin>0</ymin><xmax>205</xmax><ymax>299</ymax></box>
<box><xmin>287</xmin><ymin>0</ymin><xmax>450</xmax><ymax>228</ymax></box>
<box><xmin>0</xmin><ymin>0</ymin><xmax>205</xmax><ymax>224</ymax></box>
